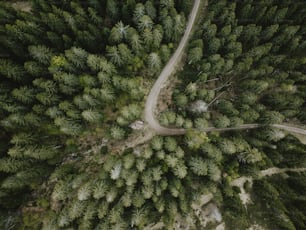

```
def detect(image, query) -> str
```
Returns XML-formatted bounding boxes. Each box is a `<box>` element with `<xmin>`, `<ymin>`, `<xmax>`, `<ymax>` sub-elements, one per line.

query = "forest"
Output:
<box><xmin>0</xmin><ymin>0</ymin><xmax>306</xmax><ymax>229</ymax></box>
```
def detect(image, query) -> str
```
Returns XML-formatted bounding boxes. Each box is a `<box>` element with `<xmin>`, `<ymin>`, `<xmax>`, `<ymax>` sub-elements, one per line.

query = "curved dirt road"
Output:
<box><xmin>144</xmin><ymin>0</ymin><xmax>306</xmax><ymax>137</ymax></box>
<box><xmin>144</xmin><ymin>0</ymin><xmax>201</xmax><ymax>135</ymax></box>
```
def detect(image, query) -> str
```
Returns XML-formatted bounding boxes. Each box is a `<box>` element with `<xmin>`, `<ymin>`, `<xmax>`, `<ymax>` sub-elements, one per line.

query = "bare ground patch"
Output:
<box><xmin>11</xmin><ymin>1</ymin><xmax>32</xmax><ymax>12</ymax></box>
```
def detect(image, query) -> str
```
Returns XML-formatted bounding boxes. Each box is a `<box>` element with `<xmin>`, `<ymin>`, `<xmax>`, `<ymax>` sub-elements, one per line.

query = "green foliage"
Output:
<box><xmin>0</xmin><ymin>59</ymin><xmax>25</xmax><ymax>81</ymax></box>
<box><xmin>28</xmin><ymin>45</ymin><xmax>53</xmax><ymax>65</ymax></box>
<box><xmin>110</xmin><ymin>126</ymin><xmax>125</xmax><ymax>140</ymax></box>
<box><xmin>188</xmin><ymin>157</ymin><xmax>208</xmax><ymax>176</ymax></box>
<box><xmin>185</xmin><ymin>130</ymin><xmax>209</xmax><ymax>150</ymax></box>
<box><xmin>0</xmin><ymin>0</ymin><xmax>305</xmax><ymax>229</ymax></box>
<box><xmin>0</xmin><ymin>158</ymin><xmax>31</xmax><ymax>173</ymax></box>
<box><xmin>214</xmin><ymin>115</ymin><xmax>231</xmax><ymax>128</ymax></box>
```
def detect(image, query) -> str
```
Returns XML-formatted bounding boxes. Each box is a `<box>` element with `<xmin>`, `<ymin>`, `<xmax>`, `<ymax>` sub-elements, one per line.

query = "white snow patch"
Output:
<box><xmin>129</xmin><ymin>120</ymin><xmax>144</xmax><ymax>130</ymax></box>
<box><xmin>133</xmin><ymin>147</ymin><xmax>142</xmax><ymax>157</ymax></box>
<box><xmin>248</xmin><ymin>224</ymin><xmax>265</xmax><ymax>230</ymax></box>
<box><xmin>195</xmin><ymin>203</ymin><xmax>222</xmax><ymax>227</ymax></box>
<box><xmin>189</xmin><ymin>100</ymin><xmax>208</xmax><ymax>113</ymax></box>
<box><xmin>216</xmin><ymin>222</ymin><xmax>225</xmax><ymax>230</ymax></box>
<box><xmin>110</xmin><ymin>163</ymin><xmax>122</xmax><ymax>180</ymax></box>
<box><xmin>230</xmin><ymin>176</ymin><xmax>253</xmax><ymax>206</ymax></box>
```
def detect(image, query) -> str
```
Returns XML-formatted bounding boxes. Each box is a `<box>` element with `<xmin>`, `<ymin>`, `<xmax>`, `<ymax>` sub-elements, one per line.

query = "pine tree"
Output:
<box><xmin>107</xmin><ymin>46</ymin><xmax>123</xmax><ymax>66</ymax></box>
<box><xmin>68</xmin><ymin>200</ymin><xmax>86</xmax><ymax>220</ymax></box>
<box><xmin>110</xmin><ymin>126</ymin><xmax>125</xmax><ymax>140</ymax></box>
<box><xmin>172</xmin><ymin>161</ymin><xmax>187</xmax><ymax>178</ymax></box>
<box><xmin>188</xmin><ymin>157</ymin><xmax>208</xmax><ymax>176</ymax></box>
<box><xmin>109</xmin><ymin>21</ymin><xmax>129</xmax><ymax>43</ymax></box>
<box><xmin>188</xmin><ymin>47</ymin><xmax>203</xmax><ymax>64</ymax></box>
<box><xmin>0</xmin><ymin>158</ymin><xmax>31</xmax><ymax>173</ymax></box>
<box><xmin>152</xmin><ymin>26</ymin><xmax>163</xmax><ymax>49</ymax></box>
<box><xmin>54</xmin><ymin>117</ymin><xmax>83</xmax><ymax>136</ymax></box>
<box><xmin>145</xmin><ymin>1</ymin><xmax>156</xmax><ymax>20</ymax></box>
<box><xmin>141</xmin><ymin>28</ymin><xmax>153</xmax><ymax>50</ymax></box>
<box><xmin>147</xmin><ymin>52</ymin><xmax>161</xmax><ymax>73</ymax></box>
<box><xmin>127</xmin><ymin>27</ymin><xmax>143</xmax><ymax>53</ymax></box>
<box><xmin>137</xmin><ymin>15</ymin><xmax>154</xmax><ymax>31</ymax></box>
<box><xmin>11</xmin><ymin>86</ymin><xmax>36</xmax><ymax>104</ymax></box>
<box><xmin>28</xmin><ymin>45</ymin><xmax>53</xmax><ymax>65</ymax></box>
<box><xmin>77</xmin><ymin>183</ymin><xmax>92</xmax><ymax>201</ymax></box>
<box><xmin>214</xmin><ymin>114</ymin><xmax>230</xmax><ymax>128</ymax></box>
<box><xmin>218</xmin><ymin>139</ymin><xmax>236</xmax><ymax>155</ymax></box>
<box><xmin>52</xmin><ymin>181</ymin><xmax>70</xmax><ymax>201</ymax></box>
<box><xmin>172</xmin><ymin>14</ymin><xmax>185</xmax><ymax>42</ymax></box>
<box><xmin>151</xmin><ymin>136</ymin><xmax>164</xmax><ymax>151</ymax></box>
<box><xmin>24</xmin><ymin>61</ymin><xmax>45</xmax><ymax>76</ymax></box>
<box><xmin>106</xmin><ymin>0</ymin><xmax>119</xmax><ymax>21</ymax></box>
<box><xmin>65</xmin><ymin>47</ymin><xmax>88</xmax><ymax>70</ymax></box>
<box><xmin>260</xmin><ymin>111</ymin><xmax>285</xmax><ymax>124</ymax></box>
<box><xmin>261</xmin><ymin>24</ymin><xmax>279</xmax><ymax>41</ymax></box>
<box><xmin>81</xmin><ymin>109</ymin><xmax>103</xmax><ymax>123</ymax></box>
<box><xmin>162</xmin><ymin>16</ymin><xmax>173</xmax><ymax>41</ymax></box>
<box><xmin>0</xmin><ymin>59</ymin><xmax>25</xmax><ymax>81</ymax></box>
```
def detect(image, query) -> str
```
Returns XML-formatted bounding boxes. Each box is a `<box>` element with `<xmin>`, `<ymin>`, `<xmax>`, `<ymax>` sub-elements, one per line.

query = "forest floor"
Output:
<box><xmin>157</xmin><ymin>74</ymin><xmax>181</xmax><ymax>113</ymax></box>
<box><xmin>110</xmin><ymin>125</ymin><xmax>155</xmax><ymax>154</ymax></box>
<box><xmin>191</xmin><ymin>193</ymin><xmax>224</xmax><ymax>229</ymax></box>
<box><xmin>230</xmin><ymin>167</ymin><xmax>306</xmax><ymax>206</ymax></box>
<box><xmin>216</xmin><ymin>223</ymin><xmax>225</xmax><ymax>230</ymax></box>
<box><xmin>230</xmin><ymin>176</ymin><xmax>253</xmax><ymax>206</ymax></box>
<box><xmin>248</xmin><ymin>224</ymin><xmax>265</xmax><ymax>230</ymax></box>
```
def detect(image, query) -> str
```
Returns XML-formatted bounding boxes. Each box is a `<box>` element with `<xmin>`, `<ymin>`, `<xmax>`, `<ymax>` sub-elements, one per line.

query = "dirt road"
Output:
<box><xmin>144</xmin><ymin>0</ymin><xmax>201</xmax><ymax>135</ymax></box>
<box><xmin>200</xmin><ymin>123</ymin><xmax>306</xmax><ymax>136</ymax></box>
<box><xmin>271</xmin><ymin>124</ymin><xmax>306</xmax><ymax>135</ymax></box>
